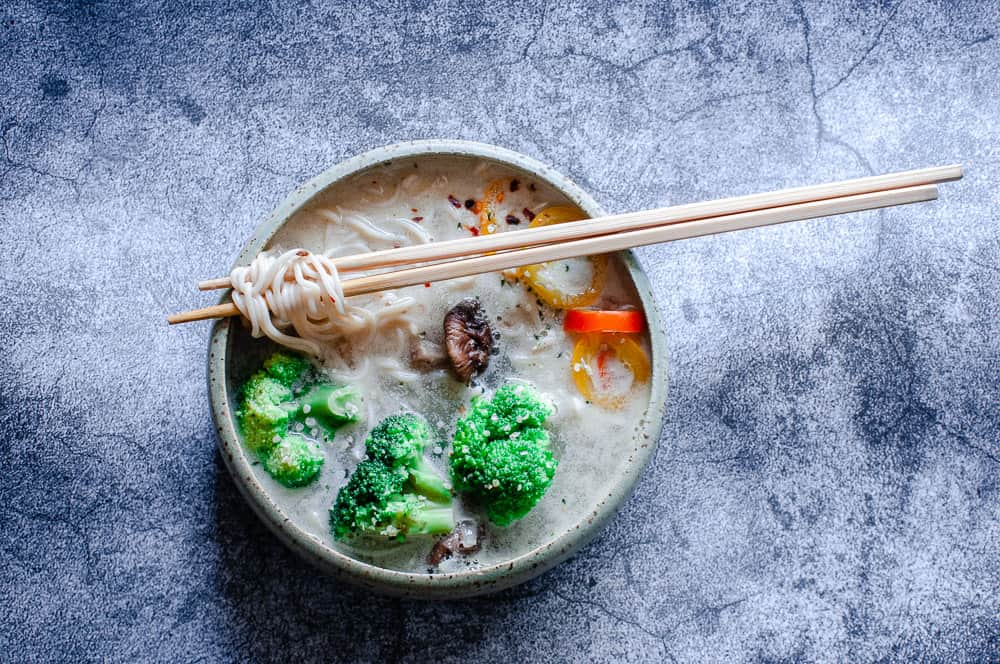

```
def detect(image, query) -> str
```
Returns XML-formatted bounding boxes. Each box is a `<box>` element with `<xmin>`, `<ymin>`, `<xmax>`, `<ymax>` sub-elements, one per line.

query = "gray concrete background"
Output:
<box><xmin>2</xmin><ymin>1</ymin><xmax>998</xmax><ymax>662</ymax></box>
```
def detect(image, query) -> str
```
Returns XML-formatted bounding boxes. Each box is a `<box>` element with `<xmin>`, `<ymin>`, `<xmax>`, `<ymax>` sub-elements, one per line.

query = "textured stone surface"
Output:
<box><xmin>2</xmin><ymin>1</ymin><xmax>998</xmax><ymax>661</ymax></box>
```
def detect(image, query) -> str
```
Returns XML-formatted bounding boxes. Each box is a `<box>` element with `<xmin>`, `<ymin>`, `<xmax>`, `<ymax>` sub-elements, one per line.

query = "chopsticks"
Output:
<box><xmin>166</xmin><ymin>167</ymin><xmax>956</xmax><ymax>326</ymax></box>
<box><xmin>324</xmin><ymin>184</ymin><xmax>939</xmax><ymax>297</ymax></box>
<box><xmin>195</xmin><ymin>164</ymin><xmax>962</xmax><ymax>292</ymax></box>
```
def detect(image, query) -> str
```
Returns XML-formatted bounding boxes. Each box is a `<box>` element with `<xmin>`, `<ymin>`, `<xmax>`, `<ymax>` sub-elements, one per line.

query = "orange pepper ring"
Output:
<box><xmin>570</xmin><ymin>332</ymin><xmax>651</xmax><ymax>409</ymax></box>
<box><xmin>518</xmin><ymin>206</ymin><xmax>606</xmax><ymax>308</ymax></box>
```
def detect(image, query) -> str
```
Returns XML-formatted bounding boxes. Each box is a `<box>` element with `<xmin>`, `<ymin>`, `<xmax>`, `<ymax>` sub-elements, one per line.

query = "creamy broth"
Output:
<box><xmin>246</xmin><ymin>156</ymin><xmax>652</xmax><ymax>573</ymax></box>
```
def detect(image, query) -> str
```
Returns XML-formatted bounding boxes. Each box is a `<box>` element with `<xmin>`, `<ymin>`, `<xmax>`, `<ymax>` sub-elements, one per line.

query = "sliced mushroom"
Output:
<box><xmin>427</xmin><ymin>520</ymin><xmax>483</xmax><ymax>566</ymax></box>
<box><xmin>443</xmin><ymin>299</ymin><xmax>494</xmax><ymax>383</ymax></box>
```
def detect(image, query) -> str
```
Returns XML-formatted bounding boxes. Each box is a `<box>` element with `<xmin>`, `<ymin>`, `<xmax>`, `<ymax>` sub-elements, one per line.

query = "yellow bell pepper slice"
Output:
<box><xmin>518</xmin><ymin>206</ymin><xmax>607</xmax><ymax>308</ymax></box>
<box><xmin>570</xmin><ymin>332</ymin><xmax>651</xmax><ymax>409</ymax></box>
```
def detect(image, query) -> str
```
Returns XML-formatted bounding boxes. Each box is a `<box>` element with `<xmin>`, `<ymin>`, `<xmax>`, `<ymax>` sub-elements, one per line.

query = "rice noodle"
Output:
<box><xmin>228</xmin><ymin>209</ymin><xmax>432</xmax><ymax>356</ymax></box>
<box><xmin>228</xmin><ymin>249</ymin><xmax>355</xmax><ymax>355</ymax></box>
<box><xmin>229</xmin><ymin>248</ymin><xmax>415</xmax><ymax>356</ymax></box>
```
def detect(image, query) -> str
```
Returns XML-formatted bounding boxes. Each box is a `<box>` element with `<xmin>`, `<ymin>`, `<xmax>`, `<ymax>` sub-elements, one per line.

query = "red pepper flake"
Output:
<box><xmin>505</xmin><ymin>214</ymin><xmax>521</xmax><ymax>225</ymax></box>
<box><xmin>523</xmin><ymin>207</ymin><xmax>535</xmax><ymax>221</ymax></box>
<box><xmin>411</xmin><ymin>208</ymin><xmax>418</xmax><ymax>213</ymax></box>
<box><xmin>464</xmin><ymin>198</ymin><xmax>475</xmax><ymax>209</ymax></box>
<box><xmin>412</xmin><ymin>216</ymin><xmax>423</xmax><ymax>222</ymax></box>
<box><xmin>510</xmin><ymin>179</ymin><xmax>520</xmax><ymax>192</ymax></box>
<box><xmin>466</xmin><ymin>225</ymin><xmax>480</xmax><ymax>236</ymax></box>
<box><xmin>424</xmin><ymin>282</ymin><xmax>431</xmax><ymax>288</ymax></box>
<box><xmin>597</xmin><ymin>350</ymin><xmax>612</xmax><ymax>390</ymax></box>
<box><xmin>448</xmin><ymin>195</ymin><xmax>461</xmax><ymax>208</ymax></box>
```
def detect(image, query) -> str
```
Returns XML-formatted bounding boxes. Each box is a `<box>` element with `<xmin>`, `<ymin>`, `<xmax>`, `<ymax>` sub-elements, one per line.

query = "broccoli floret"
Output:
<box><xmin>263</xmin><ymin>351</ymin><xmax>311</xmax><ymax>387</ymax></box>
<box><xmin>330</xmin><ymin>460</ymin><xmax>453</xmax><ymax>542</ymax></box>
<box><xmin>330</xmin><ymin>461</ymin><xmax>405</xmax><ymax>540</ymax></box>
<box><xmin>380</xmin><ymin>494</ymin><xmax>455</xmax><ymax>539</ymax></box>
<box><xmin>364</xmin><ymin>414</ymin><xmax>451</xmax><ymax>502</ymax></box>
<box><xmin>330</xmin><ymin>413</ymin><xmax>454</xmax><ymax>542</ymax></box>
<box><xmin>298</xmin><ymin>384</ymin><xmax>362</xmax><ymax>430</ymax></box>
<box><xmin>263</xmin><ymin>434</ymin><xmax>324</xmax><ymax>487</ymax></box>
<box><xmin>236</xmin><ymin>351</ymin><xmax>362</xmax><ymax>489</ymax></box>
<box><xmin>450</xmin><ymin>383</ymin><xmax>557</xmax><ymax>526</ymax></box>
<box><xmin>478</xmin><ymin>383</ymin><xmax>552</xmax><ymax>435</ymax></box>
<box><xmin>238</xmin><ymin>373</ymin><xmax>292</xmax><ymax>452</ymax></box>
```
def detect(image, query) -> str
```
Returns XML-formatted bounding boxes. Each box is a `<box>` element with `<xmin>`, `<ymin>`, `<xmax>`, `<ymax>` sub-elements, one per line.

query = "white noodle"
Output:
<box><xmin>229</xmin><ymin>250</ymin><xmax>412</xmax><ymax>356</ymax></box>
<box><xmin>228</xmin><ymin>207</ymin><xmax>434</xmax><ymax>356</ymax></box>
<box><xmin>326</xmin><ymin>242</ymin><xmax>370</xmax><ymax>258</ymax></box>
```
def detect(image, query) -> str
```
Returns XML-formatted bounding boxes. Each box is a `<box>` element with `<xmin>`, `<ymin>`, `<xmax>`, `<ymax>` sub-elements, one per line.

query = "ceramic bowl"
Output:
<box><xmin>208</xmin><ymin>140</ymin><xmax>668</xmax><ymax>598</ymax></box>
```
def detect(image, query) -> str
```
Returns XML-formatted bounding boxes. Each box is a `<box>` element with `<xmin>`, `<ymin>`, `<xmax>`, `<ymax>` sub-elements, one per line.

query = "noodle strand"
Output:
<box><xmin>230</xmin><ymin>249</ymin><xmax>415</xmax><ymax>356</ymax></box>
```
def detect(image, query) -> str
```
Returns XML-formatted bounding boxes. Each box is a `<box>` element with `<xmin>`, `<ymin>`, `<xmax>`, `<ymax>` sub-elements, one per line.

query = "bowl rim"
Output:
<box><xmin>207</xmin><ymin>139</ymin><xmax>668</xmax><ymax>598</ymax></box>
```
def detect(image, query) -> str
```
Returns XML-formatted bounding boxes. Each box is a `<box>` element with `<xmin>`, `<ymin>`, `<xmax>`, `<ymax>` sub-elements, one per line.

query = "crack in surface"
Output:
<box><xmin>551</xmin><ymin>588</ymin><xmax>680</xmax><ymax>662</ymax></box>
<box><xmin>550</xmin><ymin>586</ymin><xmax>753</xmax><ymax>661</ymax></box>
<box><xmin>819</xmin><ymin>0</ymin><xmax>905</xmax><ymax>98</ymax></box>
<box><xmin>793</xmin><ymin>0</ymin><xmax>875</xmax><ymax>174</ymax></box>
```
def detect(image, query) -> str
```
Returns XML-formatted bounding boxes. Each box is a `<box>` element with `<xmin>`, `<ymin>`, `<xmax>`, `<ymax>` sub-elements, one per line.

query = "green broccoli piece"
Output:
<box><xmin>364</xmin><ymin>414</ymin><xmax>451</xmax><ymax>502</ymax></box>
<box><xmin>477</xmin><ymin>382</ymin><xmax>552</xmax><ymax>435</ymax></box>
<box><xmin>236</xmin><ymin>351</ymin><xmax>346</xmax><ymax>489</ymax></box>
<box><xmin>298</xmin><ymin>384</ymin><xmax>363</xmax><ymax>430</ymax></box>
<box><xmin>330</xmin><ymin>460</ymin><xmax>454</xmax><ymax>542</ymax></box>
<box><xmin>262</xmin><ymin>434</ymin><xmax>324</xmax><ymax>487</ymax></box>
<box><xmin>263</xmin><ymin>351</ymin><xmax>311</xmax><ymax>387</ymax></box>
<box><xmin>450</xmin><ymin>383</ymin><xmax>557</xmax><ymax>526</ymax></box>
<box><xmin>238</xmin><ymin>350</ymin><xmax>312</xmax><ymax>452</ymax></box>
<box><xmin>237</xmin><ymin>373</ymin><xmax>293</xmax><ymax>452</ymax></box>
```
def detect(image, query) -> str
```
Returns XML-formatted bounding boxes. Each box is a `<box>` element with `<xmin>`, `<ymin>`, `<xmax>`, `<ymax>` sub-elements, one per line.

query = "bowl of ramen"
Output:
<box><xmin>208</xmin><ymin>140</ymin><xmax>668</xmax><ymax>598</ymax></box>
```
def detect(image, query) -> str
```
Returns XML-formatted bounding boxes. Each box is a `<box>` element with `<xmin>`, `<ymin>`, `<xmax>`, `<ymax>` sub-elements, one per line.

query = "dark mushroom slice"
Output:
<box><xmin>427</xmin><ymin>520</ymin><xmax>483</xmax><ymax>566</ymax></box>
<box><xmin>443</xmin><ymin>299</ymin><xmax>494</xmax><ymax>383</ymax></box>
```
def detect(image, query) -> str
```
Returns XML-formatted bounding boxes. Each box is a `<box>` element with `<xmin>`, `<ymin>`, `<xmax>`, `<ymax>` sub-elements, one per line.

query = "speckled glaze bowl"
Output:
<box><xmin>208</xmin><ymin>140</ymin><xmax>668</xmax><ymax>598</ymax></box>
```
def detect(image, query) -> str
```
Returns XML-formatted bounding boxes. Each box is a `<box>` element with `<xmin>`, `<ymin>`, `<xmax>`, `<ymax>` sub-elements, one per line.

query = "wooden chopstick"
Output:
<box><xmin>167</xmin><ymin>183</ymin><xmax>938</xmax><ymax>325</ymax></box>
<box><xmin>196</xmin><ymin>164</ymin><xmax>963</xmax><ymax>291</ymax></box>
